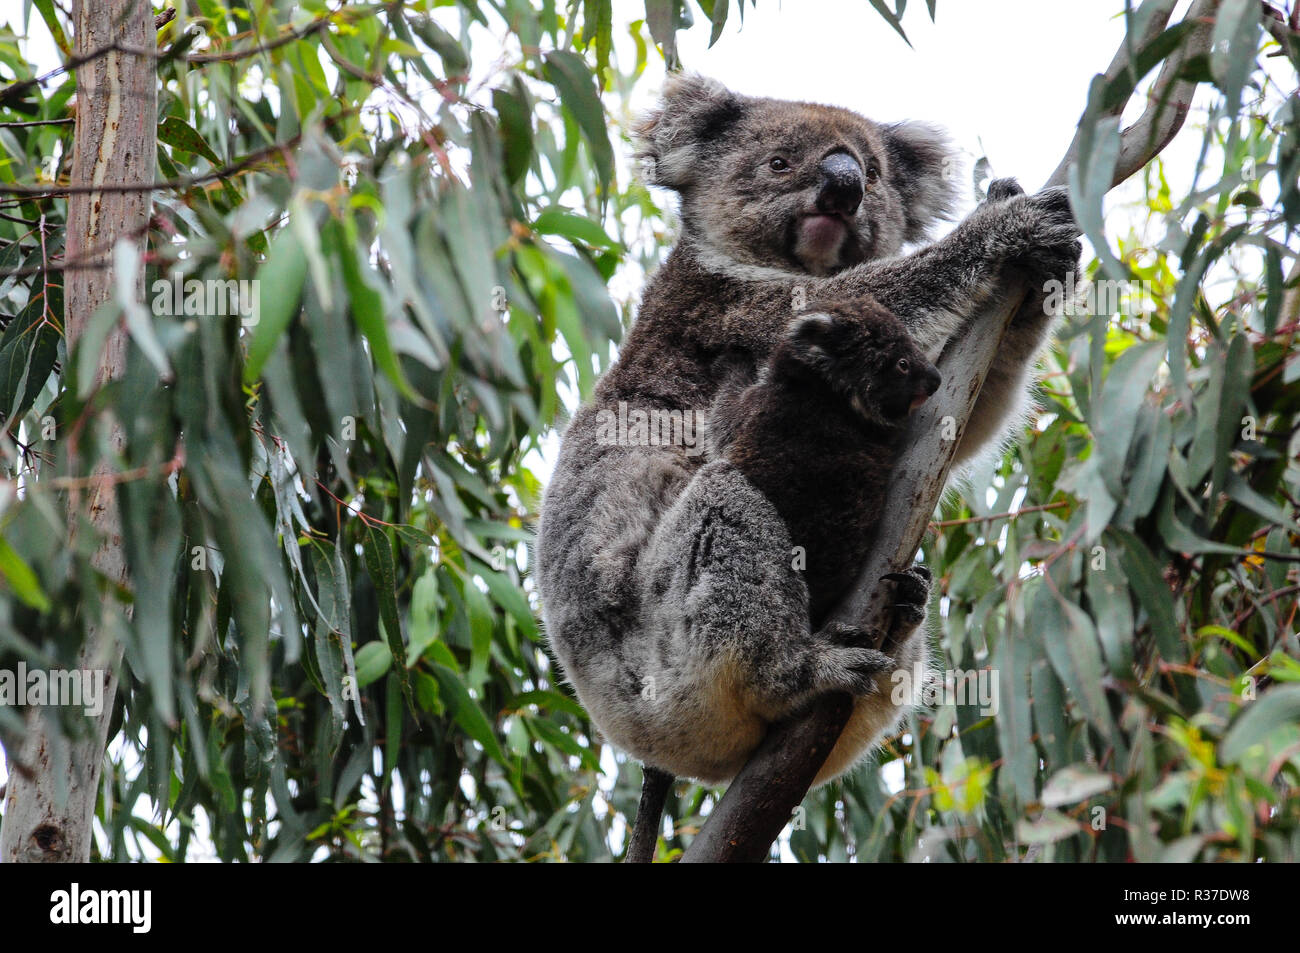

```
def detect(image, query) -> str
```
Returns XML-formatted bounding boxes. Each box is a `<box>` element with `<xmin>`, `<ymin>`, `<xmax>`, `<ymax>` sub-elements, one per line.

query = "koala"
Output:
<box><xmin>535</xmin><ymin>74</ymin><xmax>1080</xmax><ymax>786</ymax></box>
<box><xmin>708</xmin><ymin>299</ymin><xmax>941</xmax><ymax>630</ymax></box>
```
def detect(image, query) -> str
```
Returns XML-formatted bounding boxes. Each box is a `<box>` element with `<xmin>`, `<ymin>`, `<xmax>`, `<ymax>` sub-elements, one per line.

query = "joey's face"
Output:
<box><xmin>872</xmin><ymin>336</ymin><xmax>942</xmax><ymax>421</ymax></box>
<box><xmin>634</xmin><ymin>76</ymin><xmax>959</xmax><ymax>278</ymax></box>
<box><xmin>786</xmin><ymin>307</ymin><xmax>941</xmax><ymax>424</ymax></box>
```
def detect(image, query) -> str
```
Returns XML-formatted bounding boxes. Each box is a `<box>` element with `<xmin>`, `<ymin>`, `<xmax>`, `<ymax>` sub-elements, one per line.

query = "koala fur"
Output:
<box><xmin>709</xmin><ymin>300</ymin><xmax>941</xmax><ymax>629</ymax></box>
<box><xmin>535</xmin><ymin>75</ymin><xmax>1080</xmax><ymax>786</ymax></box>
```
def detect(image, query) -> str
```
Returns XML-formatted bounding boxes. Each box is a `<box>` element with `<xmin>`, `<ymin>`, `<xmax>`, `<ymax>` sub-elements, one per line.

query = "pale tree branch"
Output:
<box><xmin>675</xmin><ymin>0</ymin><xmax>1227</xmax><ymax>864</ymax></box>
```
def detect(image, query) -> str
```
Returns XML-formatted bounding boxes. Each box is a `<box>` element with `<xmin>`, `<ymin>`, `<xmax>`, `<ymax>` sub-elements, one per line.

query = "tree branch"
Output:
<box><xmin>679</xmin><ymin>0</ymin><xmax>1225</xmax><ymax>864</ymax></box>
<box><xmin>624</xmin><ymin>767</ymin><xmax>673</xmax><ymax>863</ymax></box>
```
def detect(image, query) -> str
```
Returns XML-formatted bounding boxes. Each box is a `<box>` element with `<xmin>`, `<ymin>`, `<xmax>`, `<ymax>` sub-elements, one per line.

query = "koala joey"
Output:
<box><xmin>709</xmin><ymin>299</ymin><xmax>941</xmax><ymax>630</ymax></box>
<box><xmin>535</xmin><ymin>74</ymin><xmax>1081</xmax><ymax>786</ymax></box>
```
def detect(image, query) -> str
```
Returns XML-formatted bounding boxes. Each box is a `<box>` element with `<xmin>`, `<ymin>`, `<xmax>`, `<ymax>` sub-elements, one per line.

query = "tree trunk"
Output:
<box><xmin>0</xmin><ymin>0</ymin><xmax>154</xmax><ymax>863</ymax></box>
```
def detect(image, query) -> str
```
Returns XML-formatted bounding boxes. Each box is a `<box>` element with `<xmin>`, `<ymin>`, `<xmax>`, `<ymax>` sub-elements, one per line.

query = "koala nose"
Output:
<box><xmin>816</xmin><ymin>152</ymin><xmax>864</xmax><ymax>216</ymax></box>
<box><xmin>920</xmin><ymin>365</ymin><xmax>941</xmax><ymax>397</ymax></box>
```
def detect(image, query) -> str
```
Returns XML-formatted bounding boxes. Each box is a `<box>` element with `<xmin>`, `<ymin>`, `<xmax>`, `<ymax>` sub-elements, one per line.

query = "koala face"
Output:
<box><xmin>634</xmin><ymin>75</ymin><xmax>959</xmax><ymax>276</ymax></box>
<box><xmin>784</xmin><ymin>305</ymin><xmax>941</xmax><ymax>423</ymax></box>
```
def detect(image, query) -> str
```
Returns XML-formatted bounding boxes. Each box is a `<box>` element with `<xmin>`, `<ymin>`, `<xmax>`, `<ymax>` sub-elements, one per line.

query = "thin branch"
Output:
<box><xmin>929</xmin><ymin>500</ymin><xmax>1070</xmax><ymax>530</ymax></box>
<box><xmin>185</xmin><ymin>11</ymin><xmax>339</xmax><ymax>64</ymax></box>
<box><xmin>0</xmin><ymin>118</ymin><xmax>74</xmax><ymax>127</ymax></box>
<box><xmin>46</xmin><ymin>447</ymin><xmax>183</xmax><ymax>491</ymax></box>
<box><xmin>0</xmin><ymin>134</ymin><xmax>300</xmax><ymax>197</ymax></box>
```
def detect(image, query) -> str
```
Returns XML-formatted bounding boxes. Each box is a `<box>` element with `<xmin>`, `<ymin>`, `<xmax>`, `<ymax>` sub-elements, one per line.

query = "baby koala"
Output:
<box><xmin>710</xmin><ymin>297</ymin><xmax>941</xmax><ymax>629</ymax></box>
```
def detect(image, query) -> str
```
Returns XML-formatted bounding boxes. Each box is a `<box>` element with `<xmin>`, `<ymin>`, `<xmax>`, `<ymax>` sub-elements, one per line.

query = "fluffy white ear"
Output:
<box><xmin>632</xmin><ymin>73</ymin><xmax>745</xmax><ymax>190</ymax></box>
<box><xmin>883</xmin><ymin>121</ymin><xmax>961</xmax><ymax>243</ymax></box>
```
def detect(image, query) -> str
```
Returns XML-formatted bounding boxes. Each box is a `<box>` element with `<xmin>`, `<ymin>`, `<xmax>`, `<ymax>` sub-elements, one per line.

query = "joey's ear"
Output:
<box><xmin>883</xmin><ymin>121</ymin><xmax>961</xmax><ymax>244</ymax></box>
<box><xmin>785</xmin><ymin>312</ymin><xmax>837</xmax><ymax>369</ymax></box>
<box><xmin>632</xmin><ymin>73</ymin><xmax>745</xmax><ymax>191</ymax></box>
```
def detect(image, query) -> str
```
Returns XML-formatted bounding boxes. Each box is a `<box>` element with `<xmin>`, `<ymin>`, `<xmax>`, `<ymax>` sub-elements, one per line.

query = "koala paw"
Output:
<box><xmin>972</xmin><ymin>184</ymin><xmax>1078</xmax><ymax>283</ymax></box>
<box><xmin>1005</xmin><ymin>187</ymin><xmax>1083</xmax><ymax>286</ymax></box>
<box><xmin>983</xmin><ymin>176</ymin><xmax>1025</xmax><ymax>204</ymax></box>
<box><xmin>880</xmin><ymin>565</ymin><xmax>932</xmax><ymax>648</ymax></box>
<box><xmin>815</xmin><ymin>640</ymin><xmax>896</xmax><ymax>696</ymax></box>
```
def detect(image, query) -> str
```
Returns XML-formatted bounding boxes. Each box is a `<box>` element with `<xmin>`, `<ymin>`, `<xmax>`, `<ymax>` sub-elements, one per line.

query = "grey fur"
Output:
<box><xmin>536</xmin><ymin>77</ymin><xmax>1079</xmax><ymax>786</ymax></box>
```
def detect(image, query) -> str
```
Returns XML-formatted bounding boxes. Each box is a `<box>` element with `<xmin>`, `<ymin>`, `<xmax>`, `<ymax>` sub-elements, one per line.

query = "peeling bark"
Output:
<box><xmin>0</xmin><ymin>0</ymin><xmax>154</xmax><ymax>863</ymax></box>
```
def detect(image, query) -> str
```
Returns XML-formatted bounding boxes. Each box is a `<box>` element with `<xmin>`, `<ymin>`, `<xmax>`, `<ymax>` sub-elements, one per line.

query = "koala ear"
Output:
<box><xmin>632</xmin><ymin>73</ymin><xmax>745</xmax><ymax>191</ymax></box>
<box><xmin>785</xmin><ymin>312</ymin><xmax>836</xmax><ymax>368</ymax></box>
<box><xmin>883</xmin><ymin>121</ymin><xmax>961</xmax><ymax>244</ymax></box>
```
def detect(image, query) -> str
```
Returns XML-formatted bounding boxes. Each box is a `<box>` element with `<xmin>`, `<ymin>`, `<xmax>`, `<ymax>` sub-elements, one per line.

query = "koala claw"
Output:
<box><xmin>882</xmin><ymin>566</ymin><xmax>932</xmax><ymax>607</ymax></box>
<box><xmin>819</xmin><ymin>644</ymin><xmax>896</xmax><ymax>696</ymax></box>
<box><xmin>819</xmin><ymin>620</ymin><xmax>884</xmax><ymax>648</ymax></box>
<box><xmin>880</xmin><ymin>566</ymin><xmax>932</xmax><ymax>650</ymax></box>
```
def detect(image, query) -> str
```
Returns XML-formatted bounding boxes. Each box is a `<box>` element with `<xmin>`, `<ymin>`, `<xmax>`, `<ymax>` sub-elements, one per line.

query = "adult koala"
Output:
<box><xmin>535</xmin><ymin>74</ymin><xmax>1080</xmax><ymax>786</ymax></box>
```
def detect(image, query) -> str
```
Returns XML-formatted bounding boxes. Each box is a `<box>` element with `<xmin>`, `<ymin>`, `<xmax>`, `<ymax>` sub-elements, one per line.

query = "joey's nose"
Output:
<box><xmin>816</xmin><ymin>152</ymin><xmax>864</xmax><ymax>216</ymax></box>
<box><xmin>921</xmin><ymin>365</ymin><xmax>941</xmax><ymax>396</ymax></box>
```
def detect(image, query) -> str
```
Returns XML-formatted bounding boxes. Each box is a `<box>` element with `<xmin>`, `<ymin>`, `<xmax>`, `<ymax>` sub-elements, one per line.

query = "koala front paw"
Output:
<box><xmin>880</xmin><ymin>565</ymin><xmax>932</xmax><ymax>649</ymax></box>
<box><xmin>982</xmin><ymin>176</ymin><xmax>1025</xmax><ymax>204</ymax></box>
<box><xmin>1004</xmin><ymin>187</ymin><xmax>1083</xmax><ymax>286</ymax></box>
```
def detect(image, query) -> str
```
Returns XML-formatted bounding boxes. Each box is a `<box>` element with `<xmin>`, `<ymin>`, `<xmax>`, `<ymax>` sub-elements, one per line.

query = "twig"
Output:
<box><xmin>47</xmin><ymin>446</ymin><xmax>183</xmax><ymax>491</ymax></box>
<box><xmin>0</xmin><ymin>119</ymin><xmax>74</xmax><ymax>127</ymax></box>
<box><xmin>0</xmin><ymin>134</ymin><xmax>300</xmax><ymax>198</ymax></box>
<box><xmin>929</xmin><ymin>500</ymin><xmax>1069</xmax><ymax>530</ymax></box>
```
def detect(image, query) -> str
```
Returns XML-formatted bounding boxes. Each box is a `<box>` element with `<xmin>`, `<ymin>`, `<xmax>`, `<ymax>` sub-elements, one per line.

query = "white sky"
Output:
<box><xmin>632</xmin><ymin>0</ymin><xmax>1130</xmax><ymax>193</ymax></box>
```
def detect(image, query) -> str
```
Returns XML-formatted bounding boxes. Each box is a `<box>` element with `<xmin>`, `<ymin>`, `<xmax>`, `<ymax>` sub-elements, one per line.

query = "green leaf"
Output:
<box><xmin>431</xmin><ymin>663</ymin><xmax>508</xmax><ymax>767</ymax></box>
<box><xmin>644</xmin><ymin>0</ymin><xmax>680</xmax><ymax>67</ymax></box>
<box><xmin>544</xmin><ymin>50</ymin><xmax>614</xmax><ymax>194</ymax></box>
<box><xmin>707</xmin><ymin>0</ymin><xmax>728</xmax><ymax>47</ymax></box>
<box><xmin>338</xmin><ymin>218</ymin><xmax>415</xmax><ymax>399</ymax></box>
<box><xmin>363</xmin><ymin>524</ymin><xmax>412</xmax><ymax>704</ymax></box>
<box><xmin>1041</xmin><ymin>766</ymin><xmax>1113</xmax><ymax>808</ymax></box>
<box><xmin>0</xmin><ymin>535</ymin><xmax>51</xmax><ymax>612</ymax></box>
<box><xmin>1221</xmin><ymin>685</ymin><xmax>1300</xmax><ymax>763</ymax></box>
<box><xmin>533</xmin><ymin>208</ymin><xmax>620</xmax><ymax>249</ymax></box>
<box><xmin>469</xmin><ymin>559</ymin><xmax>539</xmax><ymax>640</ymax></box>
<box><xmin>993</xmin><ymin>625</ymin><xmax>1036</xmax><ymax>804</ymax></box>
<box><xmin>32</xmin><ymin>0</ymin><xmax>70</xmax><ymax>57</ymax></box>
<box><xmin>1093</xmin><ymin>340</ymin><xmax>1164</xmax><ymax>497</ymax></box>
<box><xmin>866</xmin><ymin>0</ymin><xmax>912</xmax><ymax>46</ymax></box>
<box><xmin>1086</xmin><ymin>549</ymin><xmax>1135</xmax><ymax>677</ymax></box>
<box><xmin>244</xmin><ymin>224</ymin><xmax>307</xmax><ymax>383</ymax></box>
<box><xmin>1035</xmin><ymin>584</ymin><xmax>1112</xmax><ymax>733</ymax></box>
<box><xmin>354</xmin><ymin>641</ymin><xmax>392</xmax><ymax>688</ymax></box>
<box><xmin>0</xmin><ymin>286</ymin><xmax>60</xmax><ymax>423</ymax></box>
<box><xmin>493</xmin><ymin>80</ymin><xmax>534</xmax><ymax>185</ymax></box>
<box><xmin>157</xmin><ymin>117</ymin><xmax>222</xmax><ymax>166</ymax></box>
<box><xmin>508</xmin><ymin>689</ymin><xmax>587</xmax><ymax>720</ymax></box>
<box><xmin>1113</xmin><ymin>528</ymin><xmax>1181</xmax><ymax>659</ymax></box>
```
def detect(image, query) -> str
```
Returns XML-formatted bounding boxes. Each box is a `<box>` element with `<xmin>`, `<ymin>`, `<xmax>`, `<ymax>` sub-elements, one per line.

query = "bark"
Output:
<box><xmin>679</xmin><ymin>0</ymin><xmax>1225</xmax><ymax>863</ymax></box>
<box><xmin>0</xmin><ymin>0</ymin><xmax>154</xmax><ymax>863</ymax></box>
<box><xmin>624</xmin><ymin>767</ymin><xmax>673</xmax><ymax>863</ymax></box>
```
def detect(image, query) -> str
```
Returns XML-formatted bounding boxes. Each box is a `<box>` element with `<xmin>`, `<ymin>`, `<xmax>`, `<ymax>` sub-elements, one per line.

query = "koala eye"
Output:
<box><xmin>896</xmin><ymin>357</ymin><xmax>910</xmax><ymax>374</ymax></box>
<box><xmin>865</xmin><ymin>165</ymin><xmax>881</xmax><ymax>187</ymax></box>
<box><xmin>768</xmin><ymin>156</ymin><xmax>791</xmax><ymax>173</ymax></box>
